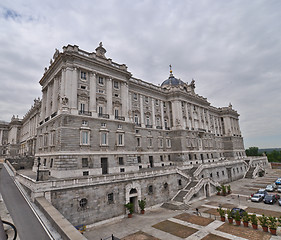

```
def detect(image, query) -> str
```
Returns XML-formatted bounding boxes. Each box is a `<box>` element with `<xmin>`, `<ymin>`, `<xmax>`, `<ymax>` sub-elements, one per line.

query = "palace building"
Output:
<box><xmin>2</xmin><ymin>43</ymin><xmax>269</xmax><ymax>226</ymax></box>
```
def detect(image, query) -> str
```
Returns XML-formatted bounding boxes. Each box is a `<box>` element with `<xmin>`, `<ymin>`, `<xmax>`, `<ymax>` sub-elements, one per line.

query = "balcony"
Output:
<box><xmin>165</xmin><ymin>127</ymin><xmax>170</xmax><ymax>130</ymax></box>
<box><xmin>146</xmin><ymin>125</ymin><xmax>153</xmax><ymax>128</ymax></box>
<box><xmin>156</xmin><ymin>126</ymin><xmax>162</xmax><ymax>129</ymax></box>
<box><xmin>98</xmin><ymin>113</ymin><xmax>109</xmax><ymax>119</ymax></box>
<box><xmin>79</xmin><ymin>111</ymin><xmax>92</xmax><ymax>116</ymax></box>
<box><xmin>135</xmin><ymin>123</ymin><xmax>141</xmax><ymax>127</ymax></box>
<box><xmin>115</xmin><ymin>116</ymin><xmax>125</xmax><ymax>121</ymax></box>
<box><xmin>198</xmin><ymin>128</ymin><xmax>206</xmax><ymax>132</ymax></box>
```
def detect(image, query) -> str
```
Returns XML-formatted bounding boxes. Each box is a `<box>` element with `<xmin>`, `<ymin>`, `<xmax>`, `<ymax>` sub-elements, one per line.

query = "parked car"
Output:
<box><xmin>251</xmin><ymin>194</ymin><xmax>263</xmax><ymax>202</ymax></box>
<box><xmin>277</xmin><ymin>186</ymin><xmax>281</xmax><ymax>193</ymax></box>
<box><xmin>230</xmin><ymin>208</ymin><xmax>246</xmax><ymax>217</ymax></box>
<box><xmin>265</xmin><ymin>184</ymin><xmax>275</xmax><ymax>192</ymax></box>
<box><xmin>255</xmin><ymin>189</ymin><xmax>268</xmax><ymax>199</ymax></box>
<box><xmin>263</xmin><ymin>194</ymin><xmax>277</xmax><ymax>204</ymax></box>
<box><xmin>275</xmin><ymin>178</ymin><xmax>281</xmax><ymax>185</ymax></box>
<box><xmin>278</xmin><ymin>199</ymin><xmax>281</xmax><ymax>206</ymax></box>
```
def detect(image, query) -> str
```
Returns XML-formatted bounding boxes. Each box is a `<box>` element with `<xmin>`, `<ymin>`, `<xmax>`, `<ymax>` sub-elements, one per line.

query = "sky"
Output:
<box><xmin>0</xmin><ymin>0</ymin><xmax>280</xmax><ymax>149</ymax></box>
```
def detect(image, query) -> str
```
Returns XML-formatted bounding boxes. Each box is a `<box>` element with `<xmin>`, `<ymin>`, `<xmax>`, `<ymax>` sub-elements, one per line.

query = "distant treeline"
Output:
<box><xmin>245</xmin><ymin>147</ymin><xmax>281</xmax><ymax>162</ymax></box>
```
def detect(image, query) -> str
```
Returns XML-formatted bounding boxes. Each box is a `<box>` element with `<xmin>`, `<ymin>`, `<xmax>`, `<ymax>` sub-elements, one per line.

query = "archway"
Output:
<box><xmin>205</xmin><ymin>184</ymin><xmax>210</xmax><ymax>197</ymax></box>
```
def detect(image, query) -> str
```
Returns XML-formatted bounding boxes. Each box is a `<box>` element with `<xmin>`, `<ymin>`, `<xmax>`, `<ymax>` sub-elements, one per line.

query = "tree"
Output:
<box><xmin>267</xmin><ymin>150</ymin><xmax>281</xmax><ymax>162</ymax></box>
<box><xmin>245</xmin><ymin>147</ymin><xmax>261</xmax><ymax>156</ymax></box>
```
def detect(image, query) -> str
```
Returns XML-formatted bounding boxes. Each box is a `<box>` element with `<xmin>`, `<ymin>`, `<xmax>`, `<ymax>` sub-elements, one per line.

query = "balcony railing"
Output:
<box><xmin>135</xmin><ymin>123</ymin><xmax>141</xmax><ymax>127</ymax></box>
<box><xmin>146</xmin><ymin>125</ymin><xmax>153</xmax><ymax>128</ymax></box>
<box><xmin>115</xmin><ymin>116</ymin><xmax>125</xmax><ymax>121</ymax></box>
<box><xmin>165</xmin><ymin>127</ymin><xmax>170</xmax><ymax>130</ymax></box>
<box><xmin>79</xmin><ymin>111</ymin><xmax>92</xmax><ymax>116</ymax></box>
<box><xmin>156</xmin><ymin>126</ymin><xmax>162</xmax><ymax>129</ymax></box>
<box><xmin>198</xmin><ymin>128</ymin><xmax>206</xmax><ymax>132</ymax></box>
<box><xmin>98</xmin><ymin>113</ymin><xmax>109</xmax><ymax>119</ymax></box>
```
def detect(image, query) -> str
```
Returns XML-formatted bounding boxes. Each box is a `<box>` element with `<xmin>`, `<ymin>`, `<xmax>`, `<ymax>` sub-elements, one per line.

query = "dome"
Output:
<box><xmin>161</xmin><ymin>68</ymin><xmax>184</xmax><ymax>87</ymax></box>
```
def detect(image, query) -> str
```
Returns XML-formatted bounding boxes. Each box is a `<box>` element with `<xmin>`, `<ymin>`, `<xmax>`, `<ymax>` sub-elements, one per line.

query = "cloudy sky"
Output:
<box><xmin>0</xmin><ymin>0</ymin><xmax>280</xmax><ymax>148</ymax></box>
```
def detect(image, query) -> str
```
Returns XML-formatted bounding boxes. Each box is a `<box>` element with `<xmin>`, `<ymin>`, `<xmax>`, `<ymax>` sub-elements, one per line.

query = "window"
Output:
<box><xmin>98</xmin><ymin>106</ymin><xmax>103</xmax><ymax>115</ymax></box>
<box><xmin>114</xmin><ymin>109</ymin><xmax>119</xmax><ymax>118</ymax></box>
<box><xmin>101</xmin><ymin>122</ymin><xmax>106</xmax><ymax>127</ymax></box>
<box><xmin>160</xmin><ymin>155</ymin><xmax>163</xmax><ymax>161</ymax></box>
<box><xmin>133</xmin><ymin>93</ymin><xmax>138</xmax><ymax>100</ymax></box>
<box><xmin>145</xmin><ymin>96</ymin><xmax>148</xmax><ymax>103</ymax></box>
<box><xmin>210</xmin><ymin>173</ymin><xmax>213</xmax><ymax>178</ymax></box>
<box><xmin>101</xmin><ymin>132</ymin><xmax>108</xmax><ymax>145</ymax></box>
<box><xmin>166</xmin><ymin>138</ymin><xmax>171</xmax><ymax>148</ymax></box>
<box><xmin>200</xmin><ymin>154</ymin><xmax>204</xmax><ymax>160</ymax></box>
<box><xmin>155</xmin><ymin>99</ymin><xmax>159</xmax><ymax>106</ymax></box>
<box><xmin>134</xmin><ymin>115</ymin><xmax>139</xmax><ymax>124</ymax></box>
<box><xmin>148</xmin><ymin>185</ymin><xmax>153</xmax><ymax>194</ymax></box>
<box><xmin>50</xmin><ymin>159</ymin><xmax>53</xmax><ymax>168</ymax></box>
<box><xmin>83</xmin><ymin>171</ymin><xmax>89</xmax><ymax>176</ymax></box>
<box><xmin>114</xmin><ymin>93</ymin><xmax>119</xmax><ymax>97</ymax></box>
<box><xmin>113</xmin><ymin>81</ymin><xmax>119</xmax><ymax>89</ymax></box>
<box><xmin>108</xmin><ymin>193</ymin><xmax>114</xmax><ymax>204</ymax></box>
<box><xmin>194</xmin><ymin>154</ymin><xmax>197</xmax><ymax>160</ymax></box>
<box><xmin>81</xmin><ymin>131</ymin><xmax>89</xmax><ymax>145</ymax></box>
<box><xmin>82</xmin><ymin>120</ymin><xmax>88</xmax><ymax>126</ymax></box>
<box><xmin>81</xmin><ymin>71</ymin><xmax>87</xmax><ymax>80</ymax></box>
<box><xmin>43</xmin><ymin>158</ymin><xmax>46</xmax><ymax>166</ymax></box>
<box><xmin>98</xmin><ymin>89</ymin><xmax>105</xmax><ymax>94</ymax></box>
<box><xmin>189</xmin><ymin>154</ymin><xmax>192</xmax><ymax>160</ymax></box>
<box><xmin>168</xmin><ymin>155</ymin><xmax>171</xmax><ymax>161</ymax></box>
<box><xmin>98</xmin><ymin>76</ymin><xmax>104</xmax><ymax>85</ymax></box>
<box><xmin>119</xmin><ymin>157</ymin><xmax>124</xmax><ymax>165</ymax></box>
<box><xmin>80</xmin><ymin>103</ymin><xmax>85</xmax><ymax>113</ymax></box>
<box><xmin>217</xmin><ymin>172</ymin><xmax>219</xmax><ymax>177</ymax></box>
<box><xmin>79</xmin><ymin>198</ymin><xmax>87</xmax><ymax>208</ymax></box>
<box><xmin>120</xmin><ymin>168</ymin><xmax>125</xmax><ymax>172</ymax></box>
<box><xmin>137</xmin><ymin>137</ymin><xmax>141</xmax><ymax>147</ymax></box>
<box><xmin>82</xmin><ymin>158</ymin><xmax>88</xmax><ymax>168</ymax></box>
<box><xmin>164</xmin><ymin>119</ymin><xmax>168</xmax><ymax>128</ymax></box>
<box><xmin>148</xmin><ymin>138</ymin><xmax>152</xmax><ymax>147</ymax></box>
<box><xmin>137</xmin><ymin>156</ymin><xmax>141</xmax><ymax>163</ymax></box>
<box><xmin>159</xmin><ymin>138</ymin><xmax>163</xmax><ymax>148</ymax></box>
<box><xmin>146</xmin><ymin>116</ymin><xmax>150</xmax><ymax>125</ymax></box>
<box><xmin>178</xmin><ymin>179</ymin><xmax>182</xmax><ymax>186</ymax></box>
<box><xmin>163</xmin><ymin>102</ymin><xmax>166</xmax><ymax>108</ymax></box>
<box><xmin>81</xmin><ymin>85</ymin><xmax>86</xmax><ymax>89</ymax></box>
<box><xmin>164</xmin><ymin>183</ymin><xmax>168</xmax><ymax>189</ymax></box>
<box><xmin>117</xmin><ymin>134</ymin><xmax>124</xmax><ymax>146</ymax></box>
<box><xmin>118</xmin><ymin>124</ymin><xmax>122</xmax><ymax>129</ymax></box>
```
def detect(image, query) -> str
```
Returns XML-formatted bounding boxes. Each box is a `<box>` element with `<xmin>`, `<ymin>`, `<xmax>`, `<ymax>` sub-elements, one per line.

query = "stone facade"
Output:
<box><xmin>4</xmin><ymin>42</ymin><xmax>270</xmax><ymax>227</ymax></box>
<box><xmin>28</xmin><ymin>43</ymin><xmax>246</xmax><ymax>178</ymax></box>
<box><xmin>0</xmin><ymin>121</ymin><xmax>9</xmax><ymax>158</ymax></box>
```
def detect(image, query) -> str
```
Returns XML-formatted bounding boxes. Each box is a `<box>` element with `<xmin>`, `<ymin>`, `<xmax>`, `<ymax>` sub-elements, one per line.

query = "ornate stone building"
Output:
<box><xmin>4</xmin><ymin>43</ymin><xmax>269</xmax><ymax>226</ymax></box>
<box><xmin>32</xmin><ymin>43</ymin><xmax>245</xmax><ymax>178</ymax></box>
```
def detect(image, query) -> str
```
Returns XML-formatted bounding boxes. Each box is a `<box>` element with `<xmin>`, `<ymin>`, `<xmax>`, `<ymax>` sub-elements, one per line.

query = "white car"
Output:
<box><xmin>251</xmin><ymin>194</ymin><xmax>263</xmax><ymax>202</ymax></box>
<box><xmin>277</xmin><ymin>186</ymin><xmax>281</xmax><ymax>193</ymax></box>
<box><xmin>265</xmin><ymin>185</ymin><xmax>276</xmax><ymax>192</ymax></box>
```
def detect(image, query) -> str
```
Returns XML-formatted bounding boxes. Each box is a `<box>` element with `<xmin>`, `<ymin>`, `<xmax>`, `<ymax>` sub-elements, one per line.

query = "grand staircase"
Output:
<box><xmin>245</xmin><ymin>166</ymin><xmax>255</xmax><ymax>178</ymax></box>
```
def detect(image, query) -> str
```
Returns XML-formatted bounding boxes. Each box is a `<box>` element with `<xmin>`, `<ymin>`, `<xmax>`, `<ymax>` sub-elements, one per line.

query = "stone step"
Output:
<box><xmin>173</xmin><ymin>190</ymin><xmax>189</xmax><ymax>202</ymax></box>
<box><xmin>161</xmin><ymin>201</ymin><xmax>189</xmax><ymax>210</ymax></box>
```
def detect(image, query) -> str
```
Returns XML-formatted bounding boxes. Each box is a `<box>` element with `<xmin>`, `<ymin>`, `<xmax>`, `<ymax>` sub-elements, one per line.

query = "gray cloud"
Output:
<box><xmin>0</xmin><ymin>0</ymin><xmax>280</xmax><ymax>148</ymax></box>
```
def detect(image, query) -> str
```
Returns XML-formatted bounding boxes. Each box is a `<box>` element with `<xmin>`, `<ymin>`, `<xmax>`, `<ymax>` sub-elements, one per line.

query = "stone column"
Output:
<box><xmin>0</xmin><ymin>130</ymin><xmax>3</xmax><ymax>145</ymax></box>
<box><xmin>41</xmin><ymin>89</ymin><xmax>47</xmax><ymax>121</ymax></box>
<box><xmin>140</xmin><ymin>95</ymin><xmax>144</xmax><ymax>127</ymax></box>
<box><xmin>151</xmin><ymin>99</ymin><xmax>155</xmax><ymax>128</ymax></box>
<box><xmin>189</xmin><ymin>104</ymin><xmax>195</xmax><ymax>129</ymax></box>
<box><xmin>106</xmin><ymin>78</ymin><xmax>112</xmax><ymax>116</ymax></box>
<box><xmin>45</xmin><ymin>85</ymin><xmax>52</xmax><ymax>118</ymax></box>
<box><xmin>121</xmin><ymin>82</ymin><xmax>128</xmax><ymax>119</ymax></box>
<box><xmin>52</xmin><ymin>77</ymin><xmax>58</xmax><ymax>114</ymax></box>
<box><xmin>171</xmin><ymin>100</ymin><xmax>182</xmax><ymax>129</ymax></box>
<box><xmin>160</xmin><ymin>101</ymin><xmax>165</xmax><ymax>128</ymax></box>
<box><xmin>89</xmin><ymin>72</ymin><xmax>97</xmax><ymax>114</ymax></box>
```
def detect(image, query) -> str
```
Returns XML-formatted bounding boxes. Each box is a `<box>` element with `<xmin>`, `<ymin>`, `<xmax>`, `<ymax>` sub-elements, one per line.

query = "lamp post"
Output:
<box><xmin>36</xmin><ymin>157</ymin><xmax>41</xmax><ymax>181</ymax></box>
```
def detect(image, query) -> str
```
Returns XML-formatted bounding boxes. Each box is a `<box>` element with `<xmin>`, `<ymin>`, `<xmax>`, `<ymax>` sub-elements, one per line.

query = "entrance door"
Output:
<box><xmin>149</xmin><ymin>156</ymin><xmax>154</xmax><ymax>168</ymax></box>
<box><xmin>101</xmin><ymin>158</ymin><xmax>108</xmax><ymax>174</ymax></box>
<box><xmin>130</xmin><ymin>196</ymin><xmax>137</xmax><ymax>213</ymax></box>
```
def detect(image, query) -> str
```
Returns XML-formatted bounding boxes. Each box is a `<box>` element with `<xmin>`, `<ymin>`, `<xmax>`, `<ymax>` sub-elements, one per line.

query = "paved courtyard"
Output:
<box><xmin>84</xmin><ymin>168</ymin><xmax>281</xmax><ymax>240</ymax></box>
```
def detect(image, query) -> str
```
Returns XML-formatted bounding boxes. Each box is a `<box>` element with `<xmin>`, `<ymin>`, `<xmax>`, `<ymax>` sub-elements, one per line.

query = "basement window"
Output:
<box><xmin>79</xmin><ymin>198</ymin><xmax>87</xmax><ymax>208</ymax></box>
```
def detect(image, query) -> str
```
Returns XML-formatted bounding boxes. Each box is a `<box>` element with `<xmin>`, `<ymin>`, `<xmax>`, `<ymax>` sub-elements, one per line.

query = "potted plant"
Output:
<box><xmin>138</xmin><ymin>198</ymin><xmax>146</xmax><ymax>214</ymax></box>
<box><xmin>221</xmin><ymin>185</ymin><xmax>227</xmax><ymax>196</ymax></box>
<box><xmin>226</xmin><ymin>209</ymin><xmax>233</xmax><ymax>224</ymax></box>
<box><xmin>216</xmin><ymin>186</ymin><xmax>222</xmax><ymax>195</ymax></box>
<box><xmin>234</xmin><ymin>211</ymin><xmax>241</xmax><ymax>226</ymax></box>
<box><xmin>124</xmin><ymin>202</ymin><xmax>134</xmax><ymax>218</ymax></box>
<box><xmin>227</xmin><ymin>185</ymin><xmax>231</xmax><ymax>194</ymax></box>
<box><xmin>250</xmin><ymin>214</ymin><xmax>258</xmax><ymax>229</ymax></box>
<box><xmin>217</xmin><ymin>207</ymin><xmax>225</xmax><ymax>221</ymax></box>
<box><xmin>258</xmin><ymin>214</ymin><xmax>268</xmax><ymax>232</ymax></box>
<box><xmin>268</xmin><ymin>216</ymin><xmax>277</xmax><ymax>235</ymax></box>
<box><xmin>242</xmin><ymin>211</ymin><xmax>250</xmax><ymax>227</ymax></box>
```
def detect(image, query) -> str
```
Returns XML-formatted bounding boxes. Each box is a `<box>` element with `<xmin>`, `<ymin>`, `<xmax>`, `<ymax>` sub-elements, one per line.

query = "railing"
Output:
<box><xmin>198</xmin><ymin>128</ymin><xmax>206</xmax><ymax>132</ymax></box>
<box><xmin>17</xmin><ymin>167</ymin><xmax>178</xmax><ymax>192</ymax></box>
<box><xmin>165</xmin><ymin>127</ymin><xmax>170</xmax><ymax>130</ymax></box>
<box><xmin>146</xmin><ymin>125</ymin><xmax>153</xmax><ymax>128</ymax></box>
<box><xmin>135</xmin><ymin>123</ymin><xmax>141</xmax><ymax>127</ymax></box>
<box><xmin>98</xmin><ymin>113</ymin><xmax>109</xmax><ymax>119</ymax></box>
<box><xmin>79</xmin><ymin>111</ymin><xmax>92</xmax><ymax>116</ymax></box>
<box><xmin>115</xmin><ymin>116</ymin><xmax>125</xmax><ymax>121</ymax></box>
<box><xmin>156</xmin><ymin>126</ymin><xmax>162</xmax><ymax>129</ymax></box>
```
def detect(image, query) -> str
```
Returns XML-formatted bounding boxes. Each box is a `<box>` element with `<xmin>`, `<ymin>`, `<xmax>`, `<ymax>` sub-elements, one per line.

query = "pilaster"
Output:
<box><xmin>140</xmin><ymin>95</ymin><xmax>144</xmax><ymax>127</ymax></box>
<box><xmin>121</xmin><ymin>82</ymin><xmax>128</xmax><ymax>119</ymax></box>
<box><xmin>106</xmin><ymin>78</ymin><xmax>113</xmax><ymax>116</ymax></box>
<box><xmin>151</xmin><ymin>99</ymin><xmax>156</xmax><ymax>128</ymax></box>
<box><xmin>89</xmin><ymin>72</ymin><xmax>97</xmax><ymax>114</ymax></box>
